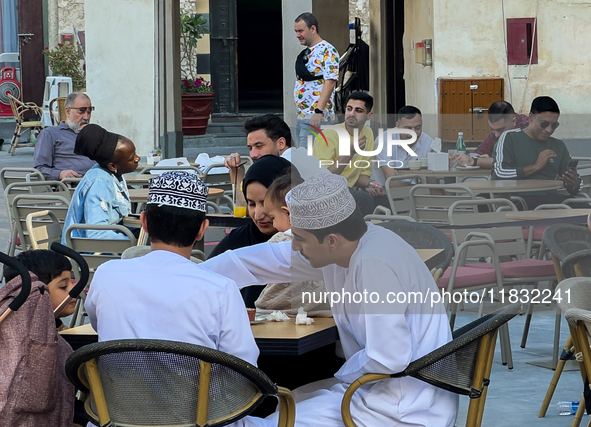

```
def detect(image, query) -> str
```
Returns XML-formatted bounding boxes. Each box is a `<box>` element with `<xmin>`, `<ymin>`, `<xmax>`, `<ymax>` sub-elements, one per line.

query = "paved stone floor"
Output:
<box><xmin>0</xmin><ymin>144</ymin><xmax>587</xmax><ymax>426</ymax></box>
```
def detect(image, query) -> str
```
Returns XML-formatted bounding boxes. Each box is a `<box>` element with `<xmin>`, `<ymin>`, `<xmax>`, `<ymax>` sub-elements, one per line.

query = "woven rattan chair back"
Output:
<box><xmin>65</xmin><ymin>339</ymin><xmax>294</xmax><ymax>427</ymax></box>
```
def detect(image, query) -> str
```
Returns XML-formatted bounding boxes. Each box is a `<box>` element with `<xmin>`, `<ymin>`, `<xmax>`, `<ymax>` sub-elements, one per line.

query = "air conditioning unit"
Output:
<box><xmin>0</xmin><ymin>67</ymin><xmax>20</xmax><ymax>116</ymax></box>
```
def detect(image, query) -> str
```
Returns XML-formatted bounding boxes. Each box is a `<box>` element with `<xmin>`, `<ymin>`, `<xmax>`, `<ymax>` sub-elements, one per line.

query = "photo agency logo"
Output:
<box><xmin>304</xmin><ymin>124</ymin><xmax>419</xmax><ymax>169</ymax></box>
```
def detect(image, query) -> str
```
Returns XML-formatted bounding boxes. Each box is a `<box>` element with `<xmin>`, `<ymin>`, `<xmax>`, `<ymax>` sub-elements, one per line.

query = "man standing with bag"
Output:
<box><xmin>293</xmin><ymin>12</ymin><xmax>339</xmax><ymax>148</ymax></box>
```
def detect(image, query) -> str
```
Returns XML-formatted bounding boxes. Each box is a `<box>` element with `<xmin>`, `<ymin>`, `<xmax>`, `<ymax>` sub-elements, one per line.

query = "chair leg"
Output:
<box><xmin>499</xmin><ymin>323</ymin><xmax>513</xmax><ymax>369</ymax></box>
<box><xmin>9</xmin><ymin>124</ymin><xmax>21</xmax><ymax>156</ymax></box>
<box><xmin>521</xmin><ymin>281</ymin><xmax>539</xmax><ymax>348</ymax></box>
<box><xmin>276</xmin><ymin>387</ymin><xmax>296</xmax><ymax>427</ymax></box>
<box><xmin>553</xmin><ymin>309</ymin><xmax>563</xmax><ymax>369</ymax></box>
<box><xmin>538</xmin><ymin>336</ymin><xmax>574</xmax><ymax>417</ymax></box>
<box><xmin>572</xmin><ymin>395</ymin><xmax>585</xmax><ymax>427</ymax></box>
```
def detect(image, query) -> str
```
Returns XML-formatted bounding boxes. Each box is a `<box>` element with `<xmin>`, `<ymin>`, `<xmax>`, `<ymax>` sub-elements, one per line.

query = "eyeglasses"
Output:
<box><xmin>67</xmin><ymin>106</ymin><xmax>95</xmax><ymax>114</ymax></box>
<box><xmin>539</xmin><ymin>120</ymin><xmax>559</xmax><ymax>130</ymax></box>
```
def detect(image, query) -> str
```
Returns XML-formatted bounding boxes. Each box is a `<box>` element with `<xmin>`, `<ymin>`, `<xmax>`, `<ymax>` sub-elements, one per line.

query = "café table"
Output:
<box><xmin>460</xmin><ymin>179</ymin><xmax>564</xmax><ymax>194</ymax></box>
<box><xmin>135</xmin><ymin>162</ymin><xmax>200</xmax><ymax>172</ymax></box>
<box><xmin>505</xmin><ymin>208</ymin><xmax>591</xmax><ymax>221</ymax></box>
<box><xmin>59</xmin><ymin>318</ymin><xmax>338</xmax><ymax>356</ymax></box>
<box><xmin>128</xmin><ymin>187</ymin><xmax>224</xmax><ymax>203</ymax></box>
<box><xmin>396</xmin><ymin>167</ymin><xmax>490</xmax><ymax>179</ymax></box>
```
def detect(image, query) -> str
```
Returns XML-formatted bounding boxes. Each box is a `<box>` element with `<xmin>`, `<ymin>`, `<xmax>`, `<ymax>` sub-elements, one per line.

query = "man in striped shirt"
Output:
<box><xmin>492</xmin><ymin>96</ymin><xmax>582</xmax><ymax>207</ymax></box>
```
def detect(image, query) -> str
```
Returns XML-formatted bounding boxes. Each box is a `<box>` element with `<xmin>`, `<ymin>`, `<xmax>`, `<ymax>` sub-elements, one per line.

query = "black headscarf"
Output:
<box><xmin>242</xmin><ymin>154</ymin><xmax>293</xmax><ymax>198</ymax></box>
<box><xmin>74</xmin><ymin>124</ymin><xmax>120</xmax><ymax>164</ymax></box>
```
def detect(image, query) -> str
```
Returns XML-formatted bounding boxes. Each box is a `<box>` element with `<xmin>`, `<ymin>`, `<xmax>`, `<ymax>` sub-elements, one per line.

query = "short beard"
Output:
<box><xmin>66</xmin><ymin>118</ymin><xmax>89</xmax><ymax>134</ymax></box>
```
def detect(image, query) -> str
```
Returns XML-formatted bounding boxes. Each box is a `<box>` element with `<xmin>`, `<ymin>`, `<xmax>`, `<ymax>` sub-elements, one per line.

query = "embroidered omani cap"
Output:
<box><xmin>147</xmin><ymin>171</ymin><xmax>207</xmax><ymax>212</ymax></box>
<box><xmin>286</xmin><ymin>174</ymin><xmax>355</xmax><ymax>229</ymax></box>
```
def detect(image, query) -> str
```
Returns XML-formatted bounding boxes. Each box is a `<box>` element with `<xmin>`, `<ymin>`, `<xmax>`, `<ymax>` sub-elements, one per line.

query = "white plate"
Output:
<box><xmin>456</xmin><ymin>165</ymin><xmax>481</xmax><ymax>170</ymax></box>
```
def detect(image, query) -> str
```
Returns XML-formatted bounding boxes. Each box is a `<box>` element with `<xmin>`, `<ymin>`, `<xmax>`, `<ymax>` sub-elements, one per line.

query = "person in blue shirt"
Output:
<box><xmin>62</xmin><ymin>124</ymin><xmax>140</xmax><ymax>243</ymax></box>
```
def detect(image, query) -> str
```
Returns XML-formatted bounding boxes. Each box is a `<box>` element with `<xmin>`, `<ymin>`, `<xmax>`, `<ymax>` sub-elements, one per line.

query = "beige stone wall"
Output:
<box><xmin>57</xmin><ymin>0</ymin><xmax>85</xmax><ymax>36</ymax></box>
<box><xmin>404</xmin><ymin>0</ymin><xmax>591</xmax><ymax>138</ymax></box>
<box><xmin>349</xmin><ymin>0</ymin><xmax>370</xmax><ymax>44</ymax></box>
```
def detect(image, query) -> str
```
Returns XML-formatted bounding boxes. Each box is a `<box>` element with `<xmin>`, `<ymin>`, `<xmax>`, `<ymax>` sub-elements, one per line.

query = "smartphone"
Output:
<box><xmin>567</xmin><ymin>159</ymin><xmax>579</xmax><ymax>171</ymax></box>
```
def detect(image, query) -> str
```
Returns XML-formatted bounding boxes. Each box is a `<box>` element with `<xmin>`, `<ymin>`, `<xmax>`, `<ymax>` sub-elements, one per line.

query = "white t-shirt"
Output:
<box><xmin>371</xmin><ymin>131</ymin><xmax>433</xmax><ymax>186</ymax></box>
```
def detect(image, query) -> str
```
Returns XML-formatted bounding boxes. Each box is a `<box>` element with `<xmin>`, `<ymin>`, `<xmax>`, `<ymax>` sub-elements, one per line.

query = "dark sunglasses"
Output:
<box><xmin>539</xmin><ymin>120</ymin><xmax>559</xmax><ymax>130</ymax></box>
<box><xmin>68</xmin><ymin>106</ymin><xmax>95</xmax><ymax>114</ymax></box>
<box><xmin>303</xmin><ymin>48</ymin><xmax>311</xmax><ymax>63</ymax></box>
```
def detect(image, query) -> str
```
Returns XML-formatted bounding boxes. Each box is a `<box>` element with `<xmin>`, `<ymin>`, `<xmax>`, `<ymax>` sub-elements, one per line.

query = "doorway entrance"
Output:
<box><xmin>209</xmin><ymin>0</ymin><xmax>282</xmax><ymax>115</ymax></box>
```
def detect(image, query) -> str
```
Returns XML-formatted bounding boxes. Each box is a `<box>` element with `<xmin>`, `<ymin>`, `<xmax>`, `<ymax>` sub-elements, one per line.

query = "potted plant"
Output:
<box><xmin>180</xmin><ymin>12</ymin><xmax>214</xmax><ymax>136</ymax></box>
<box><xmin>43</xmin><ymin>43</ymin><xmax>86</xmax><ymax>91</ymax></box>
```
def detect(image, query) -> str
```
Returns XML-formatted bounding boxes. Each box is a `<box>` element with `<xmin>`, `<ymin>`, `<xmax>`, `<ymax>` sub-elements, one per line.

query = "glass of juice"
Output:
<box><xmin>233</xmin><ymin>183</ymin><xmax>247</xmax><ymax>218</ymax></box>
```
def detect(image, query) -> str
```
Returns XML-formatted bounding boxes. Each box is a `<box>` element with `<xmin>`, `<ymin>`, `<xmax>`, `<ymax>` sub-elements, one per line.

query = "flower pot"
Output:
<box><xmin>181</xmin><ymin>92</ymin><xmax>215</xmax><ymax>136</ymax></box>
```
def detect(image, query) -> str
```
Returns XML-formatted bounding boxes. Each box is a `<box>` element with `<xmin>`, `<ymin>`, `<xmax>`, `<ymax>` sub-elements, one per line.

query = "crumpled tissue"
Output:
<box><xmin>264</xmin><ymin>311</ymin><xmax>290</xmax><ymax>322</ymax></box>
<box><xmin>295</xmin><ymin>307</ymin><xmax>314</xmax><ymax>325</ymax></box>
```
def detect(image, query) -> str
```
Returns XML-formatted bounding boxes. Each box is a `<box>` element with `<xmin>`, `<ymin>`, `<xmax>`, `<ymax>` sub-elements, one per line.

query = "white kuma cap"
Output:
<box><xmin>286</xmin><ymin>174</ymin><xmax>356</xmax><ymax>230</ymax></box>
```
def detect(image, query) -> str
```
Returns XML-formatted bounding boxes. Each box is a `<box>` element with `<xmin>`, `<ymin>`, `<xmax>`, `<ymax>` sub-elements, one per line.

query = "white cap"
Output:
<box><xmin>286</xmin><ymin>174</ymin><xmax>356</xmax><ymax>230</ymax></box>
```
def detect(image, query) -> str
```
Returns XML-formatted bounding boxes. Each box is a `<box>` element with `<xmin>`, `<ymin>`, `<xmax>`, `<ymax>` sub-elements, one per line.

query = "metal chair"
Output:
<box><xmin>65</xmin><ymin>224</ymin><xmax>137</xmax><ymax>327</ymax></box>
<box><xmin>524</xmin><ymin>204</ymin><xmax>572</xmax><ymax>259</ymax></box>
<box><xmin>0</xmin><ymin>167</ymin><xmax>44</xmax><ymax>190</ymax></box>
<box><xmin>65</xmin><ymin>339</ymin><xmax>295</xmax><ymax>427</ymax></box>
<box><xmin>384</xmin><ymin>174</ymin><xmax>424</xmax><ymax>216</ymax></box>
<box><xmin>341</xmin><ymin>303</ymin><xmax>522</xmax><ymax>427</ymax></box>
<box><xmin>364</xmin><ymin>214</ymin><xmax>416</xmax><ymax>223</ymax></box>
<box><xmin>10</xmin><ymin>193</ymin><xmax>70</xmax><ymax>255</ymax></box>
<box><xmin>25</xmin><ymin>210</ymin><xmax>62</xmax><ymax>250</ymax></box>
<box><xmin>410</xmin><ymin>183</ymin><xmax>477</xmax><ymax>225</ymax></box>
<box><xmin>7</xmin><ymin>94</ymin><xmax>43</xmax><ymax>155</ymax></box>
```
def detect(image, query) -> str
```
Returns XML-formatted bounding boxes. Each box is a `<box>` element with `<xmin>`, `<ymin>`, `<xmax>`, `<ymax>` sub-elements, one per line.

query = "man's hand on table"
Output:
<box><xmin>450</xmin><ymin>152</ymin><xmax>473</xmax><ymax>166</ymax></box>
<box><xmin>59</xmin><ymin>170</ymin><xmax>82</xmax><ymax>179</ymax></box>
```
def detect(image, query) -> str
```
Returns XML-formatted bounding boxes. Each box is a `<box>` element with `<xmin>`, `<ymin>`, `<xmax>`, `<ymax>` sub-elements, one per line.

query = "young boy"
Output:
<box><xmin>3</xmin><ymin>249</ymin><xmax>76</xmax><ymax>326</ymax></box>
<box><xmin>263</xmin><ymin>173</ymin><xmax>304</xmax><ymax>233</ymax></box>
<box><xmin>258</xmin><ymin>172</ymin><xmax>331</xmax><ymax>317</ymax></box>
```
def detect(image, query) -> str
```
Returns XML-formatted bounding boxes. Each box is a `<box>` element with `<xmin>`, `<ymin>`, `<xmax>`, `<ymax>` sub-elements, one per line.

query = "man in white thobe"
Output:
<box><xmin>202</xmin><ymin>174</ymin><xmax>458</xmax><ymax>427</ymax></box>
<box><xmin>86</xmin><ymin>171</ymin><xmax>258</xmax><ymax>365</ymax></box>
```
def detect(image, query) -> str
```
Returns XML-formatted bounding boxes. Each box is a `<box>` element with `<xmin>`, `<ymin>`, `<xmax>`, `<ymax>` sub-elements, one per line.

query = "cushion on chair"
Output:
<box><xmin>437</xmin><ymin>266</ymin><xmax>500</xmax><ymax>289</ymax></box>
<box><xmin>522</xmin><ymin>226</ymin><xmax>547</xmax><ymax>241</ymax></box>
<box><xmin>469</xmin><ymin>259</ymin><xmax>555</xmax><ymax>278</ymax></box>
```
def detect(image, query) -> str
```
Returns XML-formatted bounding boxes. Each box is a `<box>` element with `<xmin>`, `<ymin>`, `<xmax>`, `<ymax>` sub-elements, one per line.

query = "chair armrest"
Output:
<box><xmin>562</xmin><ymin>249</ymin><xmax>591</xmax><ymax>279</ymax></box>
<box><xmin>341</xmin><ymin>374</ymin><xmax>390</xmax><ymax>427</ymax></box>
<box><xmin>276</xmin><ymin>387</ymin><xmax>296</xmax><ymax>427</ymax></box>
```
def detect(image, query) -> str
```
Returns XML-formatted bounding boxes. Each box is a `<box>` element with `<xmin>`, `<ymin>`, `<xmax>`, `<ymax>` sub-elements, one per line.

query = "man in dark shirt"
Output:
<box><xmin>33</xmin><ymin>92</ymin><xmax>96</xmax><ymax>180</ymax></box>
<box><xmin>492</xmin><ymin>96</ymin><xmax>582</xmax><ymax>207</ymax></box>
<box><xmin>451</xmin><ymin>100</ymin><xmax>528</xmax><ymax>168</ymax></box>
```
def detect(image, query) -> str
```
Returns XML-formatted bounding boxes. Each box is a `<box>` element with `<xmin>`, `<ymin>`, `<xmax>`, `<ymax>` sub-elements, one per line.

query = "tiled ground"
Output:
<box><xmin>0</xmin><ymin>144</ymin><xmax>588</xmax><ymax>426</ymax></box>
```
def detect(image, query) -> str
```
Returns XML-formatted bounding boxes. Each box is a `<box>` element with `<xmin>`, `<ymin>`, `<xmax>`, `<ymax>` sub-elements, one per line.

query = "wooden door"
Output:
<box><xmin>439</xmin><ymin>79</ymin><xmax>472</xmax><ymax>142</ymax></box>
<box><xmin>471</xmin><ymin>79</ymin><xmax>503</xmax><ymax>142</ymax></box>
<box><xmin>209</xmin><ymin>0</ymin><xmax>238</xmax><ymax>114</ymax></box>
<box><xmin>17</xmin><ymin>0</ymin><xmax>45</xmax><ymax>105</ymax></box>
<box><xmin>439</xmin><ymin>78</ymin><xmax>503</xmax><ymax>143</ymax></box>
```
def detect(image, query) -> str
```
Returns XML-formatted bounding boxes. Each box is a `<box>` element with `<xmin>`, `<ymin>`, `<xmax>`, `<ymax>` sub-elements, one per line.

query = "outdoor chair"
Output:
<box><xmin>65</xmin><ymin>224</ymin><xmax>137</xmax><ymax>327</ymax></box>
<box><xmin>0</xmin><ymin>167</ymin><xmax>44</xmax><ymax>190</ymax></box>
<box><xmin>562</xmin><ymin>249</ymin><xmax>591</xmax><ymax>279</ymax></box>
<box><xmin>375</xmin><ymin>220</ymin><xmax>453</xmax><ymax>280</ymax></box>
<box><xmin>364</xmin><ymin>214</ymin><xmax>416</xmax><ymax>223</ymax></box>
<box><xmin>409</xmin><ymin>183</ymin><xmax>477</xmax><ymax>225</ymax></box>
<box><xmin>7</xmin><ymin>94</ymin><xmax>43</xmax><ymax>155</ymax></box>
<box><xmin>384</xmin><ymin>174</ymin><xmax>425</xmax><ymax>216</ymax></box>
<box><xmin>341</xmin><ymin>303</ymin><xmax>522</xmax><ymax>427</ymax></box>
<box><xmin>65</xmin><ymin>339</ymin><xmax>295</xmax><ymax>427</ymax></box>
<box><xmin>25</xmin><ymin>209</ymin><xmax>62</xmax><ymax>250</ymax></box>
<box><xmin>48</xmin><ymin>96</ymin><xmax>67</xmax><ymax>125</ymax></box>
<box><xmin>537</xmin><ymin>228</ymin><xmax>591</xmax><ymax>419</ymax></box>
<box><xmin>523</xmin><ymin>204</ymin><xmax>572</xmax><ymax>259</ymax></box>
<box><xmin>9</xmin><ymin>193</ymin><xmax>70</xmax><ymax>255</ymax></box>
<box><xmin>449</xmin><ymin>199</ymin><xmax>557</xmax><ymax>351</ymax></box>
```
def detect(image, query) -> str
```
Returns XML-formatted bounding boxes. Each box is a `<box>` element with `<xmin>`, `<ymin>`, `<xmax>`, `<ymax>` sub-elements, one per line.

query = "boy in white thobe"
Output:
<box><xmin>202</xmin><ymin>174</ymin><xmax>458</xmax><ymax>427</ymax></box>
<box><xmin>86</xmin><ymin>171</ymin><xmax>259</xmax><ymax>365</ymax></box>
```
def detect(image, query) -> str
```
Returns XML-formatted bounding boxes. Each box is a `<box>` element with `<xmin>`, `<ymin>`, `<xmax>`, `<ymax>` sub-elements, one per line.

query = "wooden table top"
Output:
<box><xmin>505</xmin><ymin>208</ymin><xmax>591</xmax><ymax>221</ymax></box>
<box><xmin>128</xmin><ymin>187</ymin><xmax>223</xmax><ymax>202</ymax></box>
<box><xmin>60</xmin><ymin>318</ymin><xmax>338</xmax><ymax>356</ymax></box>
<box><xmin>461</xmin><ymin>179</ymin><xmax>564</xmax><ymax>193</ymax></box>
<box><xmin>397</xmin><ymin>168</ymin><xmax>490</xmax><ymax>177</ymax></box>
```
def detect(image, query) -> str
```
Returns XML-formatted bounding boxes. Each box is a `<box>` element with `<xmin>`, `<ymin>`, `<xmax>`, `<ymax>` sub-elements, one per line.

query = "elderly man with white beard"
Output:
<box><xmin>33</xmin><ymin>92</ymin><xmax>96</xmax><ymax>180</ymax></box>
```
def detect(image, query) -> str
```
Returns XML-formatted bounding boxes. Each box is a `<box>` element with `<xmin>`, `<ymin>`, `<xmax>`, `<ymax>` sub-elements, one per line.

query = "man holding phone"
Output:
<box><xmin>492</xmin><ymin>96</ymin><xmax>582</xmax><ymax>208</ymax></box>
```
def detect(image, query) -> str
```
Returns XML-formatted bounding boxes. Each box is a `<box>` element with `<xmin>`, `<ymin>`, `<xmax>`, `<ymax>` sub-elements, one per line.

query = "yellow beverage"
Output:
<box><xmin>234</xmin><ymin>206</ymin><xmax>247</xmax><ymax>218</ymax></box>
